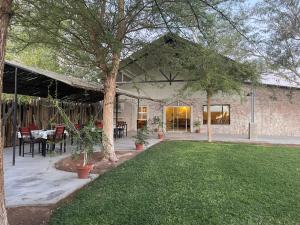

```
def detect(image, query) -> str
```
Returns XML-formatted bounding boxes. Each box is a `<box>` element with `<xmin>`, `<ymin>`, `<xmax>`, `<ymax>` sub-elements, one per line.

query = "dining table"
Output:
<box><xmin>18</xmin><ymin>129</ymin><xmax>68</xmax><ymax>157</ymax></box>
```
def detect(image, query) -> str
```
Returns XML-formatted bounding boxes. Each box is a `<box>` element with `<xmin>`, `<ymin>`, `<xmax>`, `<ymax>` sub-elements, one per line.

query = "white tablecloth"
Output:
<box><xmin>18</xmin><ymin>130</ymin><xmax>68</xmax><ymax>140</ymax></box>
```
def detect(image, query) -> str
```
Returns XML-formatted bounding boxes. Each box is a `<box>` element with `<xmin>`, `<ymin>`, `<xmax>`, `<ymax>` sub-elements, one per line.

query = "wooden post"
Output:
<box><xmin>137</xmin><ymin>98</ymin><xmax>140</xmax><ymax>131</ymax></box>
<box><xmin>115</xmin><ymin>94</ymin><xmax>119</xmax><ymax>125</ymax></box>
<box><xmin>12</xmin><ymin>67</ymin><xmax>18</xmax><ymax>166</ymax></box>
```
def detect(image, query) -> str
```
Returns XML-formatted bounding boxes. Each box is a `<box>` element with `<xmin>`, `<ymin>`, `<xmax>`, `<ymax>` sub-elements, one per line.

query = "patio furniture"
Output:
<box><xmin>95</xmin><ymin>120</ymin><xmax>103</xmax><ymax>129</ymax></box>
<box><xmin>71</xmin><ymin>123</ymin><xmax>81</xmax><ymax>145</ymax></box>
<box><xmin>28</xmin><ymin>123</ymin><xmax>39</xmax><ymax>131</ymax></box>
<box><xmin>19</xmin><ymin>127</ymin><xmax>42</xmax><ymax>157</ymax></box>
<box><xmin>116</xmin><ymin>121</ymin><xmax>127</xmax><ymax>137</ymax></box>
<box><xmin>48</xmin><ymin>125</ymin><xmax>66</xmax><ymax>154</ymax></box>
<box><xmin>115</xmin><ymin>122</ymin><xmax>126</xmax><ymax>138</ymax></box>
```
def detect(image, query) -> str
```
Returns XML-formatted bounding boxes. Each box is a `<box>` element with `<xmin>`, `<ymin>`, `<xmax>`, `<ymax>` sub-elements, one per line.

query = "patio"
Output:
<box><xmin>4</xmin><ymin>136</ymin><xmax>161</xmax><ymax>207</ymax></box>
<box><xmin>165</xmin><ymin>133</ymin><xmax>300</xmax><ymax>145</ymax></box>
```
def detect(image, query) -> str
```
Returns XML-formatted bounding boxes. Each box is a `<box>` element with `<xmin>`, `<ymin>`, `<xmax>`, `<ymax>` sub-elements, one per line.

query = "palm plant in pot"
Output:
<box><xmin>194</xmin><ymin>120</ymin><xmax>201</xmax><ymax>133</ymax></box>
<box><xmin>133</xmin><ymin>126</ymin><xmax>149</xmax><ymax>151</ymax></box>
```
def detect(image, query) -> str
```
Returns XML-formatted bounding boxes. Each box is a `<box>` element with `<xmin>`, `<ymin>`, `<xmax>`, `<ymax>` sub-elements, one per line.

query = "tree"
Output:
<box><xmin>182</xmin><ymin>45</ymin><xmax>257</xmax><ymax>142</ymax></box>
<box><xmin>6</xmin><ymin>44</ymin><xmax>62</xmax><ymax>72</ymax></box>
<box><xmin>153</xmin><ymin>35</ymin><xmax>257</xmax><ymax>142</ymax></box>
<box><xmin>11</xmin><ymin>0</ymin><xmax>255</xmax><ymax>156</ymax></box>
<box><xmin>145</xmin><ymin>0</ymin><xmax>258</xmax><ymax>142</ymax></box>
<box><xmin>12</xmin><ymin>0</ymin><xmax>163</xmax><ymax>161</ymax></box>
<box><xmin>0</xmin><ymin>0</ymin><xmax>14</xmax><ymax>224</ymax></box>
<box><xmin>252</xmin><ymin>0</ymin><xmax>300</xmax><ymax>84</ymax></box>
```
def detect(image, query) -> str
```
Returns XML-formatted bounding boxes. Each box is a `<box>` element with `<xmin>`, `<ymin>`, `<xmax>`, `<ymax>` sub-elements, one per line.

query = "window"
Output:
<box><xmin>203</xmin><ymin>104</ymin><xmax>230</xmax><ymax>125</ymax></box>
<box><xmin>137</xmin><ymin>106</ymin><xmax>148</xmax><ymax>129</ymax></box>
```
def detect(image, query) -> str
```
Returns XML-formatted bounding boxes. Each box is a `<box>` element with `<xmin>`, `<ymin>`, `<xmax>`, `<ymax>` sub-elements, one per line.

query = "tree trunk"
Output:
<box><xmin>0</xmin><ymin>0</ymin><xmax>13</xmax><ymax>224</ymax></box>
<box><xmin>102</xmin><ymin>73</ymin><xmax>118</xmax><ymax>162</ymax></box>
<box><xmin>207</xmin><ymin>92</ymin><xmax>212</xmax><ymax>142</ymax></box>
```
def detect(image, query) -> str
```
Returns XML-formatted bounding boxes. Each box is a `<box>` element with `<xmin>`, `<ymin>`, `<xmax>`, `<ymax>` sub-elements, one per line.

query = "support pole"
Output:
<box><xmin>137</xmin><ymin>98</ymin><xmax>140</xmax><ymax>131</ymax></box>
<box><xmin>80</xmin><ymin>104</ymin><xmax>83</xmax><ymax>126</ymax></box>
<box><xmin>12</xmin><ymin>68</ymin><xmax>18</xmax><ymax>166</ymax></box>
<box><xmin>115</xmin><ymin>94</ymin><xmax>119</xmax><ymax>125</ymax></box>
<box><xmin>251</xmin><ymin>86</ymin><xmax>255</xmax><ymax>123</ymax></box>
<box><xmin>249</xmin><ymin>86</ymin><xmax>256</xmax><ymax>139</ymax></box>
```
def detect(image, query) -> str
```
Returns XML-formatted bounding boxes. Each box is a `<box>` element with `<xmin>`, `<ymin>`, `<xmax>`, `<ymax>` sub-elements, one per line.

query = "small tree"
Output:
<box><xmin>180</xmin><ymin>45</ymin><xmax>257</xmax><ymax>142</ymax></box>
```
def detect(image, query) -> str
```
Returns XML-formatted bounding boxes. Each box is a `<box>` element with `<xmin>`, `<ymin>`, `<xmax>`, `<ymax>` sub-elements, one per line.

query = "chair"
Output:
<box><xmin>48</xmin><ymin>125</ymin><xmax>66</xmax><ymax>154</ymax></box>
<box><xmin>95</xmin><ymin>120</ymin><xmax>103</xmax><ymax>129</ymax></box>
<box><xmin>116</xmin><ymin>121</ymin><xmax>127</xmax><ymax>138</ymax></box>
<box><xmin>71</xmin><ymin>123</ymin><xmax>81</xmax><ymax>145</ymax></box>
<box><xmin>19</xmin><ymin>127</ymin><xmax>41</xmax><ymax>157</ymax></box>
<box><xmin>28</xmin><ymin>123</ymin><xmax>39</xmax><ymax>131</ymax></box>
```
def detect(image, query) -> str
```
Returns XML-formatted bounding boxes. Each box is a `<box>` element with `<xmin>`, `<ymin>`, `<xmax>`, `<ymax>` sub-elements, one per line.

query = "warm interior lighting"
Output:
<box><xmin>166</xmin><ymin>106</ymin><xmax>191</xmax><ymax>131</ymax></box>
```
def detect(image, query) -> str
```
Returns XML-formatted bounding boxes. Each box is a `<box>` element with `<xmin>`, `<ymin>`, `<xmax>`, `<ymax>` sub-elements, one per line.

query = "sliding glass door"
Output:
<box><xmin>165</xmin><ymin>106</ymin><xmax>191</xmax><ymax>132</ymax></box>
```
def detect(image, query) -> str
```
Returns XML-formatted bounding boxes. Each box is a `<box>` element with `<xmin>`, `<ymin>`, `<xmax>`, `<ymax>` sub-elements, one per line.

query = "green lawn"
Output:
<box><xmin>50</xmin><ymin>141</ymin><xmax>300</xmax><ymax>225</ymax></box>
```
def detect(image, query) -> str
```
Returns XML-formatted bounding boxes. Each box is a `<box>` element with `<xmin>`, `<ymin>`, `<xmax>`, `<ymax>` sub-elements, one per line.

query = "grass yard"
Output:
<box><xmin>50</xmin><ymin>141</ymin><xmax>300</xmax><ymax>225</ymax></box>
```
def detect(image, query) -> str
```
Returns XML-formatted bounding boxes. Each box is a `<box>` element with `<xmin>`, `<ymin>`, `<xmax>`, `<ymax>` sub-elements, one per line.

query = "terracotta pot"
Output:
<box><xmin>158</xmin><ymin>132</ymin><xmax>164</xmax><ymax>140</ymax></box>
<box><xmin>77</xmin><ymin>164</ymin><xmax>93</xmax><ymax>179</ymax></box>
<box><xmin>135</xmin><ymin>143</ymin><xmax>144</xmax><ymax>151</ymax></box>
<box><xmin>195</xmin><ymin>129</ymin><xmax>200</xmax><ymax>133</ymax></box>
<box><xmin>87</xmin><ymin>163</ymin><xmax>94</xmax><ymax>171</ymax></box>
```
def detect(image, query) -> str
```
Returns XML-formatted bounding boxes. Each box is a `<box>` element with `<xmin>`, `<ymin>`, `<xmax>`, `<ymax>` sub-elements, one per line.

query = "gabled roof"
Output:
<box><xmin>119</xmin><ymin>33</ymin><xmax>300</xmax><ymax>90</ymax></box>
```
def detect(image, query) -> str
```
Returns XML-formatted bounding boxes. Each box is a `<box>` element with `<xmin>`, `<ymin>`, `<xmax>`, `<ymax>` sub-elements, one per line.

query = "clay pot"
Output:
<box><xmin>135</xmin><ymin>143</ymin><xmax>144</xmax><ymax>151</ymax></box>
<box><xmin>158</xmin><ymin>132</ymin><xmax>164</xmax><ymax>140</ymax></box>
<box><xmin>77</xmin><ymin>164</ymin><xmax>93</xmax><ymax>179</ymax></box>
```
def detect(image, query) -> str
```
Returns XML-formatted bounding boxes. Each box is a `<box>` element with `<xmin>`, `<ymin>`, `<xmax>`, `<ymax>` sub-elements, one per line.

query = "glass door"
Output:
<box><xmin>165</xmin><ymin>106</ymin><xmax>191</xmax><ymax>132</ymax></box>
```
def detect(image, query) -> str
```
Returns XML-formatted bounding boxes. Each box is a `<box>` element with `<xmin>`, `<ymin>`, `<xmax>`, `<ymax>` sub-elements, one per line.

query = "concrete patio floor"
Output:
<box><xmin>4</xmin><ymin>136</ymin><xmax>161</xmax><ymax>207</ymax></box>
<box><xmin>165</xmin><ymin>133</ymin><xmax>300</xmax><ymax>145</ymax></box>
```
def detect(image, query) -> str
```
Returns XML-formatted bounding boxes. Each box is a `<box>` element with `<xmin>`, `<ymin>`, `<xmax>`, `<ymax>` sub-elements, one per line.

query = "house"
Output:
<box><xmin>115</xmin><ymin>34</ymin><xmax>300</xmax><ymax>137</ymax></box>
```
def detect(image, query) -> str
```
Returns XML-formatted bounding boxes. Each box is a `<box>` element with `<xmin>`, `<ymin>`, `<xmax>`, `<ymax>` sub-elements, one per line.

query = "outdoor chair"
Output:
<box><xmin>48</xmin><ymin>125</ymin><xmax>66</xmax><ymax>154</ymax></box>
<box><xmin>28</xmin><ymin>123</ymin><xmax>39</xmax><ymax>131</ymax></box>
<box><xmin>19</xmin><ymin>127</ymin><xmax>41</xmax><ymax>157</ymax></box>
<box><xmin>71</xmin><ymin>123</ymin><xmax>81</xmax><ymax>145</ymax></box>
<box><xmin>95</xmin><ymin>120</ymin><xmax>103</xmax><ymax>129</ymax></box>
<box><xmin>114</xmin><ymin>121</ymin><xmax>126</xmax><ymax>138</ymax></box>
<box><xmin>116</xmin><ymin>121</ymin><xmax>127</xmax><ymax>137</ymax></box>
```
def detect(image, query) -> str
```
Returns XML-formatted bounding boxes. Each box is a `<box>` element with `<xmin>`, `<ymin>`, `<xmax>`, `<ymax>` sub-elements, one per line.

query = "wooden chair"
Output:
<box><xmin>19</xmin><ymin>127</ymin><xmax>41</xmax><ymax>157</ymax></box>
<box><xmin>116</xmin><ymin>121</ymin><xmax>127</xmax><ymax>138</ymax></box>
<box><xmin>94</xmin><ymin>120</ymin><xmax>103</xmax><ymax>129</ymax></box>
<box><xmin>48</xmin><ymin>125</ymin><xmax>66</xmax><ymax>154</ymax></box>
<box><xmin>71</xmin><ymin>123</ymin><xmax>81</xmax><ymax>145</ymax></box>
<box><xmin>28</xmin><ymin>123</ymin><xmax>39</xmax><ymax>131</ymax></box>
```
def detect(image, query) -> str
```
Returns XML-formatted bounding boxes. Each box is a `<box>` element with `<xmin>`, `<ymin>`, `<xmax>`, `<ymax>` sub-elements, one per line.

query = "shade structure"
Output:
<box><xmin>4</xmin><ymin>61</ymin><xmax>104</xmax><ymax>103</ymax></box>
<box><xmin>3</xmin><ymin>60</ymin><xmax>160</xmax><ymax>166</ymax></box>
<box><xmin>4</xmin><ymin>60</ymin><xmax>160</xmax><ymax>102</ymax></box>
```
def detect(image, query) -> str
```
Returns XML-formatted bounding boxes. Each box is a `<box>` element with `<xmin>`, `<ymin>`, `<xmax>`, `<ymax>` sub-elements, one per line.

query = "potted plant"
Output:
<box><xmin>74</xmin><ymin>120</ymin><xmax>101</xmax><ymax>179</ymax></box>
<box><xmin>157</xmin><ymin>121</ymin><xmax>165</xmax><ymax>140</ymax></box>
<box><xmin>51</xmin><ymin>99</ymin><xmax>101</xmax><ymax>179</ymax></box>
<box><xmin>151</xmin><ymin>116</ymin><xmax>161</xmax><ymax>132</ymax></box>
<box><xmin>151</xmin><ymin>116</ymin><xmax>164</xmax><ymax>139</ymax></box>
<box><xmin>194</xmin><ymin>120</ymin><xmax>201</xmax><ymax>133</ymax></box>
<box><xmin>133</xmin><ymin>126</ymin><xmax>149</xmax><ymax>151</ymax></box>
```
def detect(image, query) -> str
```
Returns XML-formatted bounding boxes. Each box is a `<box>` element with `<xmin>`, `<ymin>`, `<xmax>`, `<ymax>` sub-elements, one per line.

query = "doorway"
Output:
<box><xmin>165</xmin><ymin>106</ymin><xmax>191</xmax><ymax>132</ymax></box>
